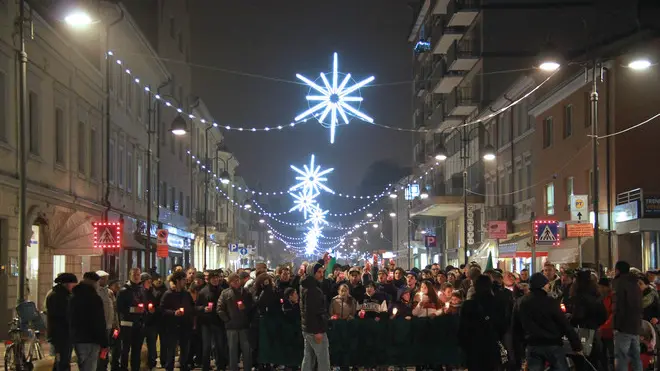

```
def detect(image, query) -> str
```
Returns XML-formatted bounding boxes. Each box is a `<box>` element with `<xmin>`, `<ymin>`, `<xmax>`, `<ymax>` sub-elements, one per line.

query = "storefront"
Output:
<box><xmin>497</xmin><ymin>234</ymin><xmax>548</xmax><ymax>273</ymax></box>
<box><xmin>138</xmin><ymin>221</ymin><xmax>193</xmax><ymax>275</ymax></box>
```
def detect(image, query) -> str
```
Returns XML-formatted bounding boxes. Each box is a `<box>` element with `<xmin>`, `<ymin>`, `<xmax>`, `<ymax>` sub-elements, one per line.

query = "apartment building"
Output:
<box><xmin>530</xmin><ymin>38</ymin><xmax>660</xmax><ymax>270</ymax></box>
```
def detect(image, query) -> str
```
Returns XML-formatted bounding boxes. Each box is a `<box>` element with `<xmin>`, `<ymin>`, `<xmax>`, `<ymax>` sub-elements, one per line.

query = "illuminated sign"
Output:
<box><xmin>93</xmin><ymin>222</ymin><xmax>122</xmax><ymax>250</ymax></box>
<box><xmin>534</xmin><ymin>220</ymin><xmax>560</xmax><ymax>246</ymax></box>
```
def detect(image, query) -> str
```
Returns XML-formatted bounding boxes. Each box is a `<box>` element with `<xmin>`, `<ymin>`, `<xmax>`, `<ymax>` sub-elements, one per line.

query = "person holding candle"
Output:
<box><xmin>217</xmin><ymin>273</ymin><xmax>254</xmax><ymax>371</ymax></box>
<box><xmin>412</xmin><ymin>280</ymin><xmax>441</xmax><ymax>317</ymax></box>
<box><xmin>196</xmin><ymin>270</ymin><xmax>228</xmax><ymax>371</ymax></box>
<box><xmin>116</xmin><ymin>267</ymin><xmax>147</xmax><ymax>371</ymax></box>
<box><xmin>388</xmin><ymin>287</ymin><xmax>413</xmax><ymax>320</ymax></box>
<box><xmin>140</xmin><ymin>273</ymin><xmax>159</xmax><ymax>370</ymax></box>
<box><xmin>69</xmin><ymin>272</ymin><xmax>108</xmax><ymax>371</ymax></box>
<box><xmin>94</xmin><ymin>270</ymin><xmax>114</xmax><ymax>371</ymax></box>
<box><xmin>160</xmin><ymin>270</ymin><xmax>195</xmax><ymax>371</ymax></box>
<box><xmin>329</xmin><ymin>283</ymin><xmax>357</xmax><ymax>320</ymax></box>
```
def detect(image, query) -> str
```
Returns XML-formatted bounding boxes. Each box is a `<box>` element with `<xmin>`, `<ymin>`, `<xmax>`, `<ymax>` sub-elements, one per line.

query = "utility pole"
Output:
<box><xmin>591</xmin><ymin>61</ymin><xmax>600</xmax><ymax>271</ymax></box>
<box><xmin>16</xmin><ymin>0</ymin><xmax>28</xmax><ymax>304</ymax></box>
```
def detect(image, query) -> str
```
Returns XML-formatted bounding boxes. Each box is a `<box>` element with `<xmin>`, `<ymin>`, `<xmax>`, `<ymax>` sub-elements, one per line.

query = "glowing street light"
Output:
<box><xmin>64</xmin><ymin>10</ymin><xmax>93</xmax><ymax>28</ymax></box>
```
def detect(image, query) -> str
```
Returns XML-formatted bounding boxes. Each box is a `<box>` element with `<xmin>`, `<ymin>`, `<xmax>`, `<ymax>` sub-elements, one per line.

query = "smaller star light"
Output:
<box><xmin>290</xmin><ymin>154</ymin><xmax>334</xmax><ymax>195</ymax></box>
<box><xmin>295</xmin><ymin>53</ymin><xmax>375</xmax><ymax>143</ymax></box>
<box><xmin>306</xmin><ymin>207</ymin><xmax>329</xmax><ymax>226</ymax></box>
<box><xmin>305</xmin><ymin>224</ymin><xmax>323</xmax><ymax>255</ymax></box>
<box><xmin>290</xmin><ymin>189</ymin><xmax>319</xmax><ymax>219</ymax></box>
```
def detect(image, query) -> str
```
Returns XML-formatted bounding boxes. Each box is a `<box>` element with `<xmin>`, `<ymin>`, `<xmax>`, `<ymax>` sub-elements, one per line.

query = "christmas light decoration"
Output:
<box><xmin>290</xmin><ymin>154</ymin><xmax>335</xmax><ymax>194</ymax></box>
<box><xmin>295</xmin><ymin>52</ymin><xmax>374</xmax><ymax>143</ymax></box>
<box><xmin>306</xmin><ymin>207</ymin><xmax>329</xmax><ymax>226</ymax></box>
<box><xmin>289</xmin><ymin>188</ymin><xmax>319</xmax><ymax>219</ymax></box>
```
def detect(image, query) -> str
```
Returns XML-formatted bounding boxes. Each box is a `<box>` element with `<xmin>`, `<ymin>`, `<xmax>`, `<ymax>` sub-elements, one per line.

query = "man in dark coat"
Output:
<box><xmin>612</xmin><ymin>260</ymin><xmax>643</xmax><ymax>371</ymax></box>
<box><xmin>116</xmin><ymin>268</ymin><xmax>147</xmax><ymax>371</ymax></box>
<box><xmin>196</xmin><ymin>270</ymin><xmax>228</xmax><ymax>371</ymax></box>
<box><xmin>160</xmin><ymin>271</ymin><xmax>195</xmax><ymax>371</ymax></box>
<box><xmin>46</xmin><ymin>272</ymin><xmax>78</xmax><ymax>371</ymax></box>
<box><xmin>300</xmin><ymin>262</ymin><xmax>330</xmax><ymax>371</ymax></box>
<box><xmin>217</xmin><ymin>273</ymin><xmax>254</xmax><ymax>371</ymax></box>
<box><xmin>69</xmin><ymin>272</ymin><xmax>107</xmax><ymax>371</ymax></box>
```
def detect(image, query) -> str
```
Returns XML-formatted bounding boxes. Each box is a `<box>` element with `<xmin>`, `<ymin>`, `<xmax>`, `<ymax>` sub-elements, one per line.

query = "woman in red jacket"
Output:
<box><xmin>598</xmin><ymin>277</ymin><xmax>614</xmax><ymax>371</ymax></box>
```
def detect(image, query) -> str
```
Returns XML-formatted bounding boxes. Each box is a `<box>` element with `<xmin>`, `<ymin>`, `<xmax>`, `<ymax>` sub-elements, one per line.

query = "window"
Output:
<box><xmin>169</xmin><ymin>18</ymin><xmax>175</xmax><ymax>38</ymax></box>
<box><xmin>29</xmin><ymin>91</ymin><xmax>39</xmax><ymax>155</ymax></box>
<box><xmin>118</xmin><ymin>141</ymin><xmax>124</xmax><ymax>188</ymax></box>
<box><xmin>137</xmin><ymin>154</ymin><xmax>143</xmax><ymax>199</ymax></box>
<box><xmin>584</xmin><ymin>91</ymin><xmax>591</xmax><ymax>127</ymax></box>
<box><xmin>516</xmin><ymin>165</ymin><xmax>523</xmax><ymax>203</ymax></box>
<box><xmin>161</xmin><ymin>181</ymin><xmax>167</xmax><ymax>207</ymax></box>
<box><xmin>563</xmin><ymin>104</ymin><xmax>573</xmax><ymax>138</ymax></box>
<box><xmin>108</xmin><ymin>137</ymin><xmax>115</xmax><ymax>183</ymax></box>
<box><xmin>186</xmin><ymin>195</ymin><xmax>191</xmax><ymax>218</ymax></box>
<box><xmin>526</xmin><ymin>161</ymin><xmax>532</xmax><ymax>199</ymax></box>
<box><xmin>152</xmin><ymin>169</ymin><xmax>157</xmax><ymax>205</ymax></box>
<box><xmin>127</xmin><ymin>81</ymin><xmax>133</xmax><ymax>110</ymax></box>
<box><xmin>178</xmin><ymin>32</ymin><xmax>183</xmax><ymax>53</ymax></box>
<box><xmin>545</xmin><ymin>183</ymin><xmax>555</xmax><ymax>215</ymax></box>
<box><xmin>77</xmin><ymin>122</ymin><xmax>86</xmax><ymax>174</ymax></box>
<box><xmin>90</xmin><ymin>128</ymin><xmax>98</xmax><ymax>179</ymax></box>
<box><xmin>127</xmin><ymin>150</ymin><xmax>133</xmax><ymax>193</ymax></box>
<box><xmin>543</xmin><ymin>116</ymin><xmax>553</xmax><ymax>148</ymax></box>
<box><xmin>117</xmin><ymin>65</ymin><xmax>124</xmax><ymax>101</ymax></box>
<box><xmin>0</xmin><ymin>71</ymin><xmax>5</xmax><ymax>142</ymax></box>
<box><xmin>566</xmin><ymin>176</ymin><xmax>574</xmax><ymax>207</ymax></box>
<box><xmin>136</xmin><ymin>88</ymin><xmax>142</xmax><ymax>120</ymax></box>
<box><xmin>178</xmin><ymin>86</ymin><xmax>184</xmax><ymax>107</ymax></box>
<box><xmin>55</xmin><ymin>108</ymin><xmax>65</xmax><ymax>165</ymax></box>
<box><xmin>179</xmin><ymin>191</ymin><xmax>184</xmax><ymax>216</ymax></box>
<box><xmin>170</xmin><ymin>187</ymin><xmax>176</xmax><ymax>212</ymax></box>
<box><xmin>160</xmin><ymin>121</ymin><xmax>166</xmax><ymax>146</ymax></box>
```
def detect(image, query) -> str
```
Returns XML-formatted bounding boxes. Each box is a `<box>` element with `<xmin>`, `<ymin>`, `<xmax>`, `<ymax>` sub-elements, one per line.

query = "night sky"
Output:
<box><xmin>190</xmin><ymin>1</ymin><xmax>414</xmax><ymax>193</ymax></box>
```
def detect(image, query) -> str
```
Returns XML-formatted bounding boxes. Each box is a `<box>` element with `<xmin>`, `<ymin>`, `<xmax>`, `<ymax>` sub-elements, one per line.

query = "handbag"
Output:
<box><xmin>562</xmin><ymin>326</ymin><xmax>596</xmax><ymax>356</ymax></box>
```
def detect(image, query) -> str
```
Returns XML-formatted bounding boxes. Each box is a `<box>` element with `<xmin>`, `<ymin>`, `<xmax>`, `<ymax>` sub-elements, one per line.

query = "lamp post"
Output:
<box><xmin>435</xmin><ymin>124</ymin><xmax>496</xmax><ymax>265</ymax></box>
<box><xmin>15</xmin><ymin>0</ymin><xmax>28</xmax><ymax>304</ymax></box>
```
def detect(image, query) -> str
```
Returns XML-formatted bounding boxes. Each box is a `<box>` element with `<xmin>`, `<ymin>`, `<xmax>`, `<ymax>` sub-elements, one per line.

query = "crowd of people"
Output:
<box><xmin>40</xmin><ymin>254</ymin><xmax>659</xmax><ymax>371</ymax></box>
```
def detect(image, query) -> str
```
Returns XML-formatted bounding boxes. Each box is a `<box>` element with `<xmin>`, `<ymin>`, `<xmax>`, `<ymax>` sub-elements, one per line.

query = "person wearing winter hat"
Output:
<box><xmin>95</xmin><ymin>270</ymin><xmax>116</xmax><ymax>371</ymax></box>
<box><xmin>512</xmin><ymin>272</ymin><xmax>582</xmax><ymax>371</ymax></box>
<box><xmin>46</xmin><ymin>273</ymin><xmax>78</xmax><ymax>371</ymax></box>
<box><xmin>300</xmin><ymin>262</ymin><xmax>330</xmax><ymax>371</ymax></box>
<box><xmin>70</xmin><ymin>272</ymin><xmax>107</xmax><ymax>371</ymax></box>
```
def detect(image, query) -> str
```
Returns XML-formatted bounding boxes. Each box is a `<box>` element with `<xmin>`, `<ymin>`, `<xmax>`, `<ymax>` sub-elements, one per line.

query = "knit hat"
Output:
<box><xmin>406</xmin><ymin>271</ymin><xmax>418</xmax><ymax>280</ymax></box>
<box><xmin>310</xmin><ymin>262</ymin><xmax>324</xmax><ymax>276</ymax></box>
<box><xmin>530</xmin><ymin>272</ymin><xmax>549</xmax><ymax>289</ymax></box>
<box><xmin>83</xmin><ymin>271</ymin><xmax>100</xmax><ymax>281</ymax></box>
<box><xmin>54</xmin><ymin>272</ymin><xmax>78</xmax><ymax>284</ymax></box>
<box><xmin>140</xmin><ymin>273</ymin><xmax>152</xmax><ymax>282</ymax></box>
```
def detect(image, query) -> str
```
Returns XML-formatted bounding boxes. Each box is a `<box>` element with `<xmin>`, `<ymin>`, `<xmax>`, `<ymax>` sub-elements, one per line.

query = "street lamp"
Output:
<box><xmin>64</xmin><ymin>10</ymin><xmax>94</xmax><ymax>28</ymax></box>
<box><xmin>389</xmin><ymin>193</ymin><xmax>398</xmax><ymax>199</ymax></box>
<box><xmin>420</xmin><ymin>191</ymin><xmax>429</xmax><ymax>200</ymax></box>
<box><xmin>628</xmin><ymin>59</ymin><xmax>652</xmax><ymax>70</ymax></box>
<box><xmin>219</xmin><ymin>170</ymin><xmax>231</xmax><ymax>185</ymax></box>
<box><xmin>435</xmin><ymin>124</ymin><xmax>495</xmax><ymax>265</ymax></box>
<box><xmin>170</xmin><ymin>116</ymin><xmax>188</xmax><ymax>136</ymax></box>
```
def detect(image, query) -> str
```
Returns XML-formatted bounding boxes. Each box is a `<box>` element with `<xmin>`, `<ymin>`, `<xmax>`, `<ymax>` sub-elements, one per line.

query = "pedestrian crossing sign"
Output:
<box><xmin>534</xmin><ymin>220</ymin><xmax>560</xmax><ymax>246</ymax></box>
<box><xmin>93</xmin><ymin>221</ymin><xmax>122</xmax><ymax>250</ymax></box>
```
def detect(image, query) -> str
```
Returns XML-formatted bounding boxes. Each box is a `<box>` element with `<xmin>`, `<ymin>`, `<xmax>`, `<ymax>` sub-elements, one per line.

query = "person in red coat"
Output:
<box><xmin>598</xmin><ymin>277</ymin><xmax>614</xmax><ymax>370</ymax></box>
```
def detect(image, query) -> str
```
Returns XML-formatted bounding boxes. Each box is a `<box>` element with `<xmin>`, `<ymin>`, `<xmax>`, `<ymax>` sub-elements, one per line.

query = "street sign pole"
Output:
<box><xmin>577</xmin><ymin>212</ymin><xmax>583</xmax><ymax>267</ymax></box>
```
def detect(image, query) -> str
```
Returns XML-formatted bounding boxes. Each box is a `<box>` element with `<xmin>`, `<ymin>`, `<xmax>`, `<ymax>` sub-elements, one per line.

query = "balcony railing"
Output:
<box><xmin>195</xmin><ymin>210</ymin><xmax>216</xmax><ymax>226</ymax></box>
<box><xmin>446</xmin><ymin>38</ymin><xmax>480</xmax><ymax>70</ymax></box>
<box><xmin>486</xmin><ymin>205</ymin><xmax>515</xmax><ymax>222</ymax></box>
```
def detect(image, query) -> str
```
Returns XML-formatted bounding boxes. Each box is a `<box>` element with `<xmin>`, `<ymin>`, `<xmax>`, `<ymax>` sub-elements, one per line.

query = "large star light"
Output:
<box><xmin>295</xmin><ymin>53</ymin><xmax>375</xmax><ymax>143</ymax></box>
<box><xmin>306</xmin><ymin>207</ymin><xmax>329</xmax><ymax>226</ymax></box>
<box><xmin>290</xmin><ymin>154</ymin><xmax>334</xmax><ymax>195</ymax></box>
<box><xmin>289</xmin><ymin>189</ymin><xmax>319</xmax><ymax>219</ymax></box>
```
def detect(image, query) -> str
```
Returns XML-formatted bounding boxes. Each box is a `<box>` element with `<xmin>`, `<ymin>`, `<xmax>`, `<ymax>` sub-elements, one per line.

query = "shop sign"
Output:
<box><xmin>466</xmin><ymin>205</ymin><xmax>475</xmax><ymax>246</ymax></box>
<box><xmin>498</xmin><ymin>243</ymin><xmax>516</xmax><ymax>258</ymax></box>
<box><xmin>405</xmin><ymin>184</ymin><xmax>420</xmax><ymax>200</ymax></box>
<box><xmin>93</xmin><ymin>221</ymin><xmax>122</xmax><ymax>250</ymax></box>
<box><xmin>566</xmin><ymin>223</ymin><xmax>594</xmax><ymax>238</ymax></box>
<box><xmin>644</xmin><ymin>196</ymin><xmax>660</xmax><ymax>218</ymax></box>
<box><xmin>424</xmin><ymin>235</ymin><xmax>437</xmax><ymax>248</ymax></box>
<box><xmin>487</xmin><ymin>221</ymin><xmax>508</xmax><ymax>239</ymax></box>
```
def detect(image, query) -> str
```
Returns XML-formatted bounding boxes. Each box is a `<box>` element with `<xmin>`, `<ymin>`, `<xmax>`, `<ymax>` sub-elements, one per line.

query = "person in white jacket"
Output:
<box><xmin>96</xmin><ymin>270</ymin><xmax>117</xmax><ymax>371</ymax></box>
<box><xmin>413</xmin><ymin>280</ymin><xmax>442</xmax><ymax>317</ymax></box>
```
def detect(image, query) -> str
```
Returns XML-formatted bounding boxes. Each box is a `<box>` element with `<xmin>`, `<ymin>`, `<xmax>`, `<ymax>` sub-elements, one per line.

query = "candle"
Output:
<box><xmin>138</xmin><ymin>303</ymin><xmax>144</xmax><ymax>309</ymax></box>
<box><xmin>148</xmin><ymin>303</ymin><xmax>154</xmax><ymax>310</ymax></box>
<box><xmin>392</xmin><ymin>307</ymin><xmax>398</xmax><ymax>316</ymax></box>
<box><xmin>179</xmin><ymin>307</ymin><xmax>184</xmax><ymax>314</ymax></box>
<box><xmin>237</xmin><ymin>300</ymin><xmax>243</xmax><ymax>306</ymax></box>
<box><xmin>207</xmin><ymin>302</ymin><xmax>213</xmax><ymax>309</ymax></box>
<box><xmin>560</xmin><ymin>303</ymin><xmax>566</xmax><ymax>313</ymax></box>
<box><xmin>112</xmin><ymin>329</ymin><xmax>119</xmax><ymax>339</ymax></box>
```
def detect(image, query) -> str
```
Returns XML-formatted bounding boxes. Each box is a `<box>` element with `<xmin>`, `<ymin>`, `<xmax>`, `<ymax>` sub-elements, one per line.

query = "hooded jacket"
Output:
<box><xmin>612</xmin><ymin>272</ymin><xmax>643</xmax><ymax>335</ymax></box>
<box><xmin>389</xmin><ymin>288</ymin><xmax>414</xmax><ymax>318</ymax></box>
<box><xmin>69</xmin><ymin>282</ymin><xmax>108</xmax><ymax>347</ymax></box>
<box><xmin>300</xmin><ymin>275</ymin><xmax>328</xmax><ymax>334</ymax></box>
<box><xmin>45</xmin><ymin>284</ymin><xmax>71</xmax><ymax>345</ymax></box>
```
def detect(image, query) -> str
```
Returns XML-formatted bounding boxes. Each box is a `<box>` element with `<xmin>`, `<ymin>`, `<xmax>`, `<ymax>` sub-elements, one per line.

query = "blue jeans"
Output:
<box><xmin>301</xmin><ymin>332</ymin><xmax>330</xmax><ymax>371</ymax></box>
<box><xmin>226</xmin><ymin>329</ymin><xmax>251</xmax><ymax>371</ymax></box>
<box><xmin>74</xmin><ymin>343</ymin><xmax>100</xmax><ymax>371</ymax></box>
<box><xmin>526</xmin><ymin>345</ymin><xmax>570</xmax><ymax>371</ymax></box>
<box><xmin>614</xmin><ymin>331</ymin><xmax>642</xmax><ymax>371</ymax></box>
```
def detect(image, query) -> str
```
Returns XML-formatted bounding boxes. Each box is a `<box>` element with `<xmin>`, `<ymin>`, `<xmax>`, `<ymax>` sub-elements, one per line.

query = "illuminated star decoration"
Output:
<box><xmin>305</xmin><ymin>224</ymin><xmax>323</xmax><ymax>255</ymax></box>
<box><xmin>289</xmin><ymin>154</ymin><xmax>334</xmax><ymax>195</ymax></box>
<box><xmin>295</xmin><ymin>52</ymin><xmax>375</xmax><ymax>143</ymax></box>
<box><xmin>306</xmin><ymin>207</ymin><xmax>329</xmax><ymax>226</ymax></box>
<box><xmin>289</xmin><ymin>188</ymin><xmax>319</xmax><ymax>219</ymax></box>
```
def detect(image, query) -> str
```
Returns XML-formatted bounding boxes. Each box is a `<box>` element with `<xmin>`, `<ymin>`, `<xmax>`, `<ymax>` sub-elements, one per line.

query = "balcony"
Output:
<box><xmin>486</xmin><ymin>205</ymin><xmax>515</xmax><ymax>222</ymax></box>
<box><xmin>415</xmin><ymin>78</ymin><xmax>430</xmax><ymax>97</ymax></box>
<box><xmin>432</xmin><ymin>20</ymin><xmax>464</xmax><ymax>55</ymax></box>
<box><xmin>446</xmin><ymin>0</ymin><xmax>480</xmax><ymax>27</ymax></box>
<box><xmin>195</xmin><ymin>210</ymin><xmax>217</xmax><ymax>226</ymax></box>
<box><xmin>445</xmin><ymin>86</ymin><xmax>478</xmax><ymax>116</ymax></box>
<box><xmin>432</xmin><ymin>69</ymin><xmax>465</xmax><ymax>94</ymax></box>
<box><xmin>446</xmin><ymin>39</ymin><xmax>480</xmax><ymax>71</ymax></box>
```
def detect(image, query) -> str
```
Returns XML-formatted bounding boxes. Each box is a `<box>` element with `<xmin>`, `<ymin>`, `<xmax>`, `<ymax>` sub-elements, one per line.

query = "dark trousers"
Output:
<box><xmin>158</xmin><ymin>325</ymin><xmax>167</xmax><ymax>368</ymax></box>
<box><xmin>163</xmin><ymin>327</ymin><xmax>191</xmax><ymax>371</ymax></box>
<box><xmin>51</xmin><ymin>341</ymin><xmax>72</xmax><ymax>371</ymax></box>
<box><xmin>602</xmin><ymin>337</ymin><xmax>614</xmax><ymax>371</ymax></box>
<box><xmin>201</xmin><ymin>324</ymin><xmax>228</xmax><ymax>371</ymax></box>
<box><xmin>110</xmin><ymin>333</ymin><xmax>121</xmax><ymax>371</ymax></box>
<box><xmin>144</xmin><ymin>325</ymin><xmax>158</xmax><ymax>369</ymax></box>
<box><xmin>119</xmin><ymin>325</ymin><xmax>144</xmax><ymax>371</ymax></box>
<box><xmin>188</xmin><ymin>327</ymin><xmax>201</xmax><ymax>367</ymax></box>
<box><xmin>526</xmin><ymin>345</ymin><xmax>570</xmax><ymax>371</ymax></box>
<box><xmin>96</xmin><ymin>330</ymin><xmax>112</xmax><ymax>371</ymax></box>
<box><xmin>227</xmin><ymin>329</ymin><xmax>252</xmax><ymax>371</ymax></box>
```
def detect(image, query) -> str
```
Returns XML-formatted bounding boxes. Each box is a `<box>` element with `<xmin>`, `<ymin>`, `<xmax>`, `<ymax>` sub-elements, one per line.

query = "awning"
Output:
<box><xmin>497</xmin><ymin>233</ymin><xmax>549</xmax><ymax>259</ymax></box>
<box><xmin>547</xmin><ymin>238</ymin><xmax>580</xmax><ymax>264</ymax></box>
